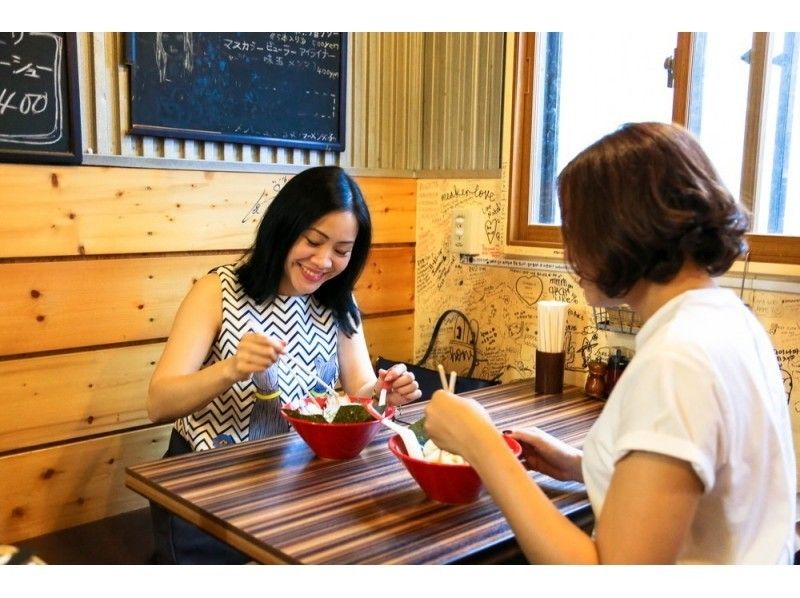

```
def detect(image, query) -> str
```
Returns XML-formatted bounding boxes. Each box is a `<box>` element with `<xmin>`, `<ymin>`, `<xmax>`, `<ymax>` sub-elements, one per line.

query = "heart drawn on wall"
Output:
<box><xmin>484</xmin><ymin>218</ymin><xmax>500</xmax><ymax>244</ymax></box>
<box><xmin>515</xmin><ymin>275</ymin><xmax>543</xmax><ymax>307</ymax></box>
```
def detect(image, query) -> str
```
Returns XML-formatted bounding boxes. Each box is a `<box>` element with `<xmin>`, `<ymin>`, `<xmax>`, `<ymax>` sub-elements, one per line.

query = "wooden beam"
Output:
<box><xmin>1</xmin><ymin>311</ymin><xmax>416</xmax><ymax>454</ymax></box>
<box><xmin>363</xmin><ymin>313</ymin><xmax>414</xmax><ymax>365</ymax></box>
<box><xmin>0</xmin><ymin>344</ymin><xmax>163</xmax><ymax>453</ymax></box>
<box><xmin>0</xmin><ymin>247</ymin><xmax>414</xmax><ymax>356</ymax></box>
<box><xmin>0</xmin><ymin>165</ymin><xmax>416</xmax><ymax>258</ymax></box>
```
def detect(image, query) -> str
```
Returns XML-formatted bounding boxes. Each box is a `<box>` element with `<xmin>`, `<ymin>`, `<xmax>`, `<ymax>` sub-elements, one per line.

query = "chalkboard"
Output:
<box><xmin>126</xmin><ymin>33</ymin><xmax>347</xmax><ymax>152</ymax></box>
<box><xmin>0</xmin><ymin>32</ymin><xmax>82</xmax><ymax>164</ymax></box>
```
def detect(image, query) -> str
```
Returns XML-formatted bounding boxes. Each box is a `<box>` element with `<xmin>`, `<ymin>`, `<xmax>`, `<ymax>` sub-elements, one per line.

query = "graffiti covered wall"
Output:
<box><xmin>414</xmin><ymin>179</ymin><xmax>799</xmax><ymax>461</ymax></box>
<box><xmin>415</xmin><ymin>178</ymin><xmax>607</xmax><ymax>385</ymax></box>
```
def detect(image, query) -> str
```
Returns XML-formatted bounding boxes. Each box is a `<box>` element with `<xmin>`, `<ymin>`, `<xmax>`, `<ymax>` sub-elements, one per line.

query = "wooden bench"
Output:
<box><xmin>13</xmin><ymin>507</ymin><xmax>155</xmax><ymax>565</ymax></box>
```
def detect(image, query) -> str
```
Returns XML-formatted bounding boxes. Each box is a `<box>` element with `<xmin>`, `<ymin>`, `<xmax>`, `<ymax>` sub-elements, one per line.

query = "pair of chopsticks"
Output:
<box><xmin>247</xmin><ymin>319</ymin><xmax>339</xmax><ymax>399</ymax></box>
<box><xmin>437</xmin><ymin>364</ymin><xmax>457</xmax><ymax>393</ymax></box>
<box><xmin>280</xmin><ymin>352</ymin><xmax>339</xmax><ymax>398</ymax></box>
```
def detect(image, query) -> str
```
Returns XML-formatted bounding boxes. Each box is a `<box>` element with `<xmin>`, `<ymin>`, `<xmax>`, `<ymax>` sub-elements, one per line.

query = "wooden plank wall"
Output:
<box><xmin>0</xmin><ymin>164</ymin><xmax>416</xmax><ymax>543</ymax></box>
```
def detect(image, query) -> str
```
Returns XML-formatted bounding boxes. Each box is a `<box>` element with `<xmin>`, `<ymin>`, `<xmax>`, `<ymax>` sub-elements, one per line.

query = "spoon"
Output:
<box><xmin>381</xmin><ymin>418</ymin><xmax>425</xmax><ymax>460</ymax></box>
<box><xmin>364</xmin><ymin>402</ymin><xmax>424</xmax><ymax>460</ymax></box>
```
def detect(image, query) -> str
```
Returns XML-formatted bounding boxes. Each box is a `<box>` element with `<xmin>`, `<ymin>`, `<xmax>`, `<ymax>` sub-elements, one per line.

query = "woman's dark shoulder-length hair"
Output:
<box><xmin>557</xmin><ymin>121</ymin><xmax>749</xmax><ymax>298</ymax></box>
<box><xmin>236</xmin><ymin>165</ymin><xmax>372</xmax><ymax>337</ymax></box>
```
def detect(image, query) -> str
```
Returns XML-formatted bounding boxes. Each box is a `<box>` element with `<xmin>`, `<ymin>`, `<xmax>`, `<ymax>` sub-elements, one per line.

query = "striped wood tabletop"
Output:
<box><xmin>126</xmin><ymin>380</ymin><xmax>604</xmax><ymax>564</ymax></box>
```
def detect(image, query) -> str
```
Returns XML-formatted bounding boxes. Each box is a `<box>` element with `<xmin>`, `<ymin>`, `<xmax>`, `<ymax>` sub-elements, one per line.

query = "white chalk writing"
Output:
<box><xmin>0</xmin><ymin>32</ymin><xmax>63</xmax><ymax>145</ymax></box>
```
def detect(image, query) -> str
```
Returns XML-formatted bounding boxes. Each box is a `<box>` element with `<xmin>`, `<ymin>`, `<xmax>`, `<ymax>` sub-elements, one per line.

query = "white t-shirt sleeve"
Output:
<box><xmin>611</xmin><ymin>352</ymin><xmax>725</xmax><ymax>493</ymax></box>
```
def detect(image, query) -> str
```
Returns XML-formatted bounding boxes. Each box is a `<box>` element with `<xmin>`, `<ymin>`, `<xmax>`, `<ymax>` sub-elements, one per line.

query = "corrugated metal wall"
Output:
<box><xmin>348</xmin><ymin>32</ymin><xmax>425</xmax><ymax>171</ymax></box>
<box><xmin>422</xmin><ymin>33</ymin><xmax>505</xmax><ymax>172</ymax></box>
<box><xmin>77</xmin><ymin>32</ymin><xmax>503</xmax><ymax>174</ymax></box>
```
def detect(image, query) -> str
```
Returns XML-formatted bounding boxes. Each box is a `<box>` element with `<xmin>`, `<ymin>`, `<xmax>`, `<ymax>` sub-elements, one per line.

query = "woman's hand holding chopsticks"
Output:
<box><xmin>225</xmin><ymin>332</ymin><xmax>287</xmax><ymax>383</ymax></box>
<box><xmin>375</xmin><ymin>363</ymin><xmax>422</xmax><ymax>406</ymax></box>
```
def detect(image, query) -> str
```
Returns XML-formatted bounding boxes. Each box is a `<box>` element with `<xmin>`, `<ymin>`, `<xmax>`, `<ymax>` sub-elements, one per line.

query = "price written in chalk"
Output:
<box><xmin>0</xmin><ymin>88</ymin><xmax>48</xmax><ymax>116</ymax></box>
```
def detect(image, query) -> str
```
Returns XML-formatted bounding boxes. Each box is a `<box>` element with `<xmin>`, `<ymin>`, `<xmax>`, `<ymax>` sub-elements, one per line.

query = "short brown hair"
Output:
<box><xmin>557</xmin><ymin>122</ymin><xmax>749</xmax><ymax>298</ymax></box>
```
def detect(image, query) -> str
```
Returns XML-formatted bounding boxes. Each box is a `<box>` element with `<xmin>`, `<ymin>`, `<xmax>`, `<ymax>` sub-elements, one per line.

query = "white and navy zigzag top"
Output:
<box><xmin>175</xmin><ymin>264</ymin><xmax>339</xmax><ymax>451</ymax></box>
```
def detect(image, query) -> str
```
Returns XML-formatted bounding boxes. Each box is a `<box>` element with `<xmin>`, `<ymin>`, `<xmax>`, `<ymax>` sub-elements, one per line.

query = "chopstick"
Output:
<box><xmin>246</xmin><ymin>318</ymin><xmax>339</xmax><ymax>398</ymax></box>
<box><xmin>437</xmin><ymin>363</ymin><xmax>449</xmax><ymax>390</ymax></box>
<box><xmin>437</xmin><ymin>363</ymin><xmax>457</xmax><ymax>393</ymax></box>
<box><xmin>378</xmin><ymin>385</ymin><xmax>387</xmax><ymax>407</ymax></box>
<box><xmin>281</xmin><ymin>352</ymin><xmax>339</xmax><ymax>397</ymax></box>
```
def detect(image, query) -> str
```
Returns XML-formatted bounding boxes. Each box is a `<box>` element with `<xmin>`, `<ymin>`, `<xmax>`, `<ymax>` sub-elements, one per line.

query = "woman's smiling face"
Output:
<box><xmin>278</xmin><ymin>210</ymin><xmax>358</xmax><ymax>296</ymax></box>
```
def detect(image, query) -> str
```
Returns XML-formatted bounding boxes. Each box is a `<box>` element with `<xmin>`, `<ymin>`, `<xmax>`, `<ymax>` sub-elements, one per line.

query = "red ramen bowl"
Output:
<box><xmin>281</xmin><ymin>396</ymin><xmax>394</xmax><ymax>460</ymax></box>
<box><xmin>388</xmin><ymin>434</ymin><xmax>522</xmax><ymax>504</ymax></box>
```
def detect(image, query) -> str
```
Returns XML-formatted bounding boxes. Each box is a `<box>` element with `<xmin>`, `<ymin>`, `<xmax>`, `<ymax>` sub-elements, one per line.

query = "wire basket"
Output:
<box><xmin>592</xmin><ymin>306</ymin><xmax>642</xmax><ymax>335</ymax></box>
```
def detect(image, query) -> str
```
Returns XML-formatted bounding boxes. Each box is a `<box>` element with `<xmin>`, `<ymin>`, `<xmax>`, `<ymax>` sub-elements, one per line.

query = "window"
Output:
<box><xmin>745</xmin><ymin>33</ymin><xmax>799</xmax><ymax>236</ymax></box>
<box><xmin>509</xmin><ymin>32</ymin><xmax>800</xmax><ymax>264</ymax></box>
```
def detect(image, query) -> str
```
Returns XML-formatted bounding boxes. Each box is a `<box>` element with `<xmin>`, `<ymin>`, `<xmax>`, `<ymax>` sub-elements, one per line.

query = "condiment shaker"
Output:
<box><xmin>585</xmin><ymin>360</ymin><xmax>607</xmax><ymax>399</ymax></box>
<box><xmin>604</xmin><ymin>348</ymin><xmax>629</xmax><ymax>397</ymax></box>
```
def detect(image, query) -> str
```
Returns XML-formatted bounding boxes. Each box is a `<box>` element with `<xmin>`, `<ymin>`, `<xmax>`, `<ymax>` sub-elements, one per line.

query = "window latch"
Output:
<box><xmin>663</xmin><ymin>55</ymin><xmax>675</xmax><ymax>88</ymax></box>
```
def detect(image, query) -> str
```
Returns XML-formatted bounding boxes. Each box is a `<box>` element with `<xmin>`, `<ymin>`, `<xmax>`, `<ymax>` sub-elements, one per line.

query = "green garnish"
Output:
<box><xmin>285</xmin><ymin>397</ymin><xmax>387</xmax><ymax>424</ymax></box>
<box><xmin>370</xmin><ymin>401</ymin><xmax>389</xmax><ymax>416</ymax></box>
<box><xmin>331</xmin><ymin>404</ymin><xmax>374</xmax><ymax>423</ymax></box>
<box><xmin>283</xmin><ymin>409</ymin><xmax>326</xmax><ymax>423</ymax></box>
<box><xmin>408</xmin><ymin>416</ymin><xmax>429</xmax><ymax>445</ymax></box>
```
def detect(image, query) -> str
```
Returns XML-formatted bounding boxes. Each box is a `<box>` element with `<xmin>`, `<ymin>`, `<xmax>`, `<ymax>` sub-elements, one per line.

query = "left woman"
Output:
<box><xmin>147</xmin><ymin>165</ymin><xmax>421</xmax><ymax>564</ymax></box>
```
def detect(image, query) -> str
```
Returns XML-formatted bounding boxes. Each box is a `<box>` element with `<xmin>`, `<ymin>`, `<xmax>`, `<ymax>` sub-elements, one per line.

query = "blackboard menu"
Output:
<box><xmin>126</xmin><ymin>33</ymin><xmax>347</xmax><ymax>152</ymax></box>
<box><xmin>0</xmin><ymin>32</ymin><xmax>82</xmax><ymax>164</ymax></box>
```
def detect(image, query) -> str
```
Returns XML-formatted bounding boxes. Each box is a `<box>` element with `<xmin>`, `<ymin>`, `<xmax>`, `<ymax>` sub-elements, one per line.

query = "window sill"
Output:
<box><xmin>506</xmin><ymin>232</ymin><xmax>800</xmax><ymax>270</ymax></box>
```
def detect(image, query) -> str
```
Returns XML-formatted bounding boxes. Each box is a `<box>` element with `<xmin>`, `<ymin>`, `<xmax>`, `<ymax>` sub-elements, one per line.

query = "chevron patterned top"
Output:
<box><xmin>175</xmin><ymin>264</ymin><xmax>339</xmax><ymax>451</ymax></box>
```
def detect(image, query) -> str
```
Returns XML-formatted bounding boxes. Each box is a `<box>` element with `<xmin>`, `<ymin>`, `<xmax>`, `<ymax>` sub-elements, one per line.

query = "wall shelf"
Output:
<box><xmin>592</xmin><ymin>306</ymin><xmax>642</xmax><ymax>335</ymax></box>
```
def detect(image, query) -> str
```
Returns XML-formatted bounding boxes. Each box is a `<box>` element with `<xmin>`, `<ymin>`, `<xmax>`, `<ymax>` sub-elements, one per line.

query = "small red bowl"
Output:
<box><xmin>281</xmin><ymin>396</ymin><xmax>394</xmax><ymax>460</ymax></box>
<box><xmin>388</xmin><ymin>434</ymin><xmax>522</xmax><ymax>504</ymax></box>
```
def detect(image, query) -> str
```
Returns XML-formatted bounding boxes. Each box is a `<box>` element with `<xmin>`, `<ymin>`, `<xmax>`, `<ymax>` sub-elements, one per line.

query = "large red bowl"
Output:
<box><xmin>281</xmin><ymin>397</ymin><xmax>394</xmax><ymax>460</ymax></box>
<box><xmin>388</xmin><ymin>433</ymin><xmax>522</xmax><ymax>504</ymax></box>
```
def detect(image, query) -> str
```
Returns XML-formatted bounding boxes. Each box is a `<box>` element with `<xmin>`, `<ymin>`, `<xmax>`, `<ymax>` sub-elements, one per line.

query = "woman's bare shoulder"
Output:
<box><xmin>178</xmin><ymin>271</ymin><xmax>223</xmax><ymax>313</ymax></box>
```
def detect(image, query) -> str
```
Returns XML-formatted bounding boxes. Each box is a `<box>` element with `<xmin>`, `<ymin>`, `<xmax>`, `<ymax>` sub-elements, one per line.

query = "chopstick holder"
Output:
<box><xmin>535</xmin><ymin>301</ymin><xmax>568</xmax><ymax>394</ymax></box>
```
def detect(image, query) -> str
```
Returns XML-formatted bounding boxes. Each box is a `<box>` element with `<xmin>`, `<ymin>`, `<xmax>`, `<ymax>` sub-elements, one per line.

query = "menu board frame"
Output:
<box><xmin>125</xmin><ymin>33</ymin><xmax>348</xmax><ymax>152</ymax></box>
<box><xmin>0</xmin><ymin>32</ymin><xmax>83</xmax><ymax>165</ymax></box>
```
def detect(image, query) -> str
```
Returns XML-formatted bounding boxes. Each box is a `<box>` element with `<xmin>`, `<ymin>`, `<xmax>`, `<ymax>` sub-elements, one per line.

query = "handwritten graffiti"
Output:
<box><xmin>515</xmin><ymin>275</ymin><xmax>543</xmax><ymax>306</ymax></box>
<box><xmin>563</xmin><ymin>325</ymin><xmax>600</xmax><ymax>371</ymax></box>
<box><xmin>241</xmin><ymin>176</ymin><xmax>289</xmax><ymax>223</ymax></box>
<box><xmin>484</xmin><ymin>218</ymin><xmax>500</xmax><ymax>244</ymax></box>
<box><xmin>439</xmin><ymin>183</ymin><xmax>496</xmax><ymax>203</ymax></box>
<box><xmin>780</xmin><ymin>368</ymin><xmax>794</xmax><ymax>406</ymax></box>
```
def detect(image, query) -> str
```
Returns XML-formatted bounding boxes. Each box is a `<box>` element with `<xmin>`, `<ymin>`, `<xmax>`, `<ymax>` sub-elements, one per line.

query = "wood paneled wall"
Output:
<box><xmin>0</xmin><ymin>164</ymin><xmax>416</xmax><ymax>543</ymax></box>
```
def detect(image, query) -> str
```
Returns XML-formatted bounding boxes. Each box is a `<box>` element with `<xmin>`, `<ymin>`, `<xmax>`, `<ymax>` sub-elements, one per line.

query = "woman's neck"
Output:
<box><xmin>625</xmin><ymin>262</ymin><xmax>717</xmax><ymax>323</ymax></box>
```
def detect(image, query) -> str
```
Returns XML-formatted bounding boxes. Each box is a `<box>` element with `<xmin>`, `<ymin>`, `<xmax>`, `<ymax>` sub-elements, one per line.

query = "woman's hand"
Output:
<box><xmin>508</xmin><ymin>427</ymin><xmax>583</xmax><ymax>482</ymax></box>
<box><xmin>424</xmin><ymin>389</ymin><xmax>496</xmax><ymax>463</ymax></box>
<box><xmin>378</xmin><ymin>363</ymin><xmax>422</xmax><ymax>406</ymax></box>
<box><xmin>224</xmin><ymin>332</ymin><xmax>286</xmax><ymax>383</ymax></box>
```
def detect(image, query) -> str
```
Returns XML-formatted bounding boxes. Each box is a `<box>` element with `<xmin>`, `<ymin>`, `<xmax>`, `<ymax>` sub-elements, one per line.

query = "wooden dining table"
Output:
<box><xmin>125</xmin><ymin>380</ymin><xmax>605</xmax><ymax>564</ymax></box>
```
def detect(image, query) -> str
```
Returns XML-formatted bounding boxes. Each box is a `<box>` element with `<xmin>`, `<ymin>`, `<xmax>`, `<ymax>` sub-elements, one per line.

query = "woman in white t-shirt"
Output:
<box><xmin>425</xmin><ymin>122</ymin><xmax>797</xmax><ymax>564</ymax></box>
